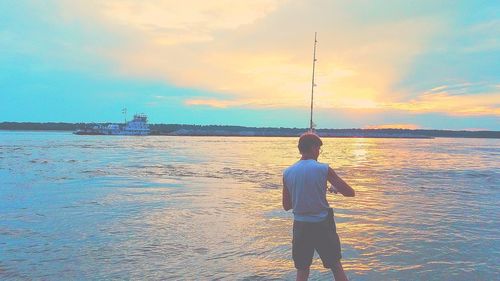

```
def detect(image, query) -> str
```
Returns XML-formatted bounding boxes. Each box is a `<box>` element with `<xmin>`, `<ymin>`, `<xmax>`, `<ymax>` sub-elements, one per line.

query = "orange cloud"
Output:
<box><xmin>184</xmin><ymin>98</ymin><xmax>290</xmax><ymax>108</ymax></box>
<box><xmin>385</xmin><ymin>91</ymin><xmax>500</xmax><ymax>116</ymax></box>
<box><xmin>185</xmin><ymin>99</ymin><xmax>233</xmax><ymax>108</ymax></box>
<box><xmin>95</xmin><ymin>0</ymin><xmax>285</xmax><ymax>45</ymax></box>
<box><xmin>54</xmin><ymin>1</ymin><xmax>499</xmax><ymax>118</ymax></box>
<box><xmin>60</xmin><ymin>1</ymin><xmax>436</xmax><ymax>103</ymax></box>
<box><xmin>365</xmin><ymin>124</ymin><xmax>422</xmax><ymax>130</ymax></box>
<box><xmin>185</xmin><ymin>88</ymin><xmax>500</xmax><ymax>117</ymax></box>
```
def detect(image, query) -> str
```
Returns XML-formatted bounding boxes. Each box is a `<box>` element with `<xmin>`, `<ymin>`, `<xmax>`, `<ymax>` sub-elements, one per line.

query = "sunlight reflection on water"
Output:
<box><xmin>1</xmin><ymin>131</ymin><xmax>499</xmax><ymax>280</ymax></box>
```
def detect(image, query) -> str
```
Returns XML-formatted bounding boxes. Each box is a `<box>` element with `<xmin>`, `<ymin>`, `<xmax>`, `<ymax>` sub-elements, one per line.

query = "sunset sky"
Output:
<box><xmin>1</xmin><ymin>0</ymin><xmax>499</xmax><ymax>130</ymax></box>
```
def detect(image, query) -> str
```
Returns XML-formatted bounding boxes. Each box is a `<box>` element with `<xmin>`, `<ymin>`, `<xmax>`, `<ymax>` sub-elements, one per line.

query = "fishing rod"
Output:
<box><xmin>309</xmin><ymin>32</ymin><xmax>318</xmax><ymax>132</ymax></box>
<box><xmin>308</xmin><ymin>33</ymin><xmax>337</xmax><ymax>193</ymax></box>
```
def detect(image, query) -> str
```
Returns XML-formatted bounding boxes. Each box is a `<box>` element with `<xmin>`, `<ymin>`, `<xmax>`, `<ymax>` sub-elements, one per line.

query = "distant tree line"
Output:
<box><xmin>0</xmin><ymin>122</ymin><xmax>499</xmax><ymax>138</ymax></box>
<box><xmin>0</xmin><ymin>122</ymin><xmax>82</xmax><ymax>131</ymax></box>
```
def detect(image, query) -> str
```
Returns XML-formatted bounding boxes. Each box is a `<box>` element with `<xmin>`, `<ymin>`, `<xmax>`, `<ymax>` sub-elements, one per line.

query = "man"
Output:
<box><xmin>283</xmin><ymin>132</ymin><xmax>355</xmax><ymax>281</ymax></box>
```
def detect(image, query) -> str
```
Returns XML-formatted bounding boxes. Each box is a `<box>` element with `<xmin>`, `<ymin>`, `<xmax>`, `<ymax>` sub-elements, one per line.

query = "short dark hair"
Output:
<box><xmin>298</xmin><ymin>132</ymin><xmax>323</xmax><ymax>153</ymax></box>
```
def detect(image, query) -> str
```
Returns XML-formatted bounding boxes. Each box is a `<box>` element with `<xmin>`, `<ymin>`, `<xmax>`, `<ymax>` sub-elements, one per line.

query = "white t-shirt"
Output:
<box><xmin>283</xmin><ymin>159</ymin><xmax>330</xmax><ymax>222</ymax></box>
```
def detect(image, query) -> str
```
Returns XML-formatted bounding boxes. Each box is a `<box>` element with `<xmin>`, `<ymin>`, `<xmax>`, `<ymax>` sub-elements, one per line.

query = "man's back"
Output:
<box><xmin>284</xmin><ymin>159</ymin><xmax>330</xmax><ymax>222</ymax></box>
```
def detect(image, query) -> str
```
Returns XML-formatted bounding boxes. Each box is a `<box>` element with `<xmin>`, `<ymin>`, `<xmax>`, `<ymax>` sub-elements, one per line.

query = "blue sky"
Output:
<box><xmin>1</xmin><ymin>0</ymin><xmax>499</xmax><ymax>130</ymax></box>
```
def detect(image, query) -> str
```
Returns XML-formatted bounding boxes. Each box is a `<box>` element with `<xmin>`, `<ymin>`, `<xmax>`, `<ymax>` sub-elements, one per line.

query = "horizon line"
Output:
<box><xmin>0</xmin><ymin>121</ymin><xmax>498</xmax><ymax>132</ymax></box>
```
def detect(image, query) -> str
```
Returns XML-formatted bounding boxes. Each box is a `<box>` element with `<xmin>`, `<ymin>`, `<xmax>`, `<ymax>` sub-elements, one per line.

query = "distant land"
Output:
<box><xmin>1</xmin><ymin>122</ymin><xmax>499</xmax><ymax>138</ymax></box>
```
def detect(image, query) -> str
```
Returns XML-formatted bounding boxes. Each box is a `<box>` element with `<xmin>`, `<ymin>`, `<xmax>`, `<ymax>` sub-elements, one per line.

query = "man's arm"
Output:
<box><xmin>282</xmin><ymin>176</ymin><xmax>292</xmax><ymax>211</ymax></box>
<box><xmin>327</xmin><ymin>167</ymin><xmax>355</xmax><ymax>197</ymax></box>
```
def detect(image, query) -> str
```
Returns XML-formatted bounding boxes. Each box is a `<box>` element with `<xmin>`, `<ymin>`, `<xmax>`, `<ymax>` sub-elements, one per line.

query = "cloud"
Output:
<box><xmin>185</xmin><ymin>99</ymin><xmax>235</xmax><ymax>108</ymax></box>
<box><xmin>184</xmin><ymin>97</ymin><xmax>292</xmax><ymax>108</ymax></box>
<box><xmin>54</xmin><ymin>1</ymin><xmax>444</xmax><ymax>103</ymax></box>
<box><xmin>364</xmin><ymin>124</ymin><xmax>422</xmax><ymax>130</ymax></box>
<box><xmin>14</xmin><ymin>1</ymin><xmax>500</xmax><ymax>119</ymax></box>
<box><xmin>459</xmin><ymin>19</ymin><xmax>500</xmax><ymax>53</ymax></box>
<box><xmin>385</xmin><ymin>92</ymin><xmax>500</xmax><ymax>116</ymax></box>
<box><xmin>385</xmin><ymin>84</ymin><xmax>500</xmax><ymax>116</ymax></box>
<box><xmin>96</xmin><ymin>0</ymin><xmax>285</xmax><ymax>45</ymax></box>
<box><xmin>184</xmin><ymin>82</ymin><xmax>500</xmax><ymax>117</ymax></box>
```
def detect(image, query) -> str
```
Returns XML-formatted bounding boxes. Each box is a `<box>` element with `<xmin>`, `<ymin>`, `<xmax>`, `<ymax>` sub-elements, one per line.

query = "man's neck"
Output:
<box><xmin>301</xmin><ymin>154</ymin><xmax>317</xmax><ymax>161</ymax></box>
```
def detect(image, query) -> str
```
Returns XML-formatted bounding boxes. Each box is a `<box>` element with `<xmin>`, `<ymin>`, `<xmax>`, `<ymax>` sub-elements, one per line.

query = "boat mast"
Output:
<box><xmin>122</xmin><ymin>108</ymin><xmax>127</xmax><ymax>124</ymax></box>
<box><xmin>309</xmin><ymin>32</ymin><xmax>318</xmax><ymax>132</ymax></box>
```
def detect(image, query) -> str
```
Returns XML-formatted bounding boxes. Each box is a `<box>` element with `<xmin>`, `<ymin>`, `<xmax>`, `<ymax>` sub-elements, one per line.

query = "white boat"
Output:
<box><xmin>74</xmin><ymin>114</ymin><xmax>150</xmax><ymax>135</ymax></box>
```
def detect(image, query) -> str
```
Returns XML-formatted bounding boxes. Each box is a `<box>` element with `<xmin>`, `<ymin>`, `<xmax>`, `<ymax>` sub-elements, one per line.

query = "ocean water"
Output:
<box><xmin>1</xmin><ymin>131</ymin><xmax>499</xmax><ymax>280</ymax></box>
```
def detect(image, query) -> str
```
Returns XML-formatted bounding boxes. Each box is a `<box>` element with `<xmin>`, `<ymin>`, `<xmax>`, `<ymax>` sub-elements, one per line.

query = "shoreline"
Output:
<box><xmin>4</xmin><ymin>129</ymin><xmax>500</xmax><ymax>139</ymax></box>
<box><xmin>1</xmin><ymin>122</ymin><xmax>499</xmax><ymax>139</ymax></box>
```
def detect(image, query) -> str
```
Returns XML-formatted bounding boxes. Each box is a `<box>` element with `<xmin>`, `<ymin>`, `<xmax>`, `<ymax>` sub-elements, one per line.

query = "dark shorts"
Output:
<box><xmin>292</xmin><ymin>208</ymin><xmax>342</xmax><ymax>269</ymax></box>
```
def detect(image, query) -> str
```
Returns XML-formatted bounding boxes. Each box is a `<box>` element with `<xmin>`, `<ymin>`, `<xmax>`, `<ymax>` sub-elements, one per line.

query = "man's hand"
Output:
<box><xmin>328</xmin><ymin>185</ymin><xmax>338</xmax><ymax>194</ymax></box>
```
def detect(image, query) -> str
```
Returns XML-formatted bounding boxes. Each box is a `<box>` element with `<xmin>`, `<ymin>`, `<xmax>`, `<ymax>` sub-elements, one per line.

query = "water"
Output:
<box><xmin>1</xmin><ymin>131</ymin><xmax>499</xmax><ymax>280</ymax></box>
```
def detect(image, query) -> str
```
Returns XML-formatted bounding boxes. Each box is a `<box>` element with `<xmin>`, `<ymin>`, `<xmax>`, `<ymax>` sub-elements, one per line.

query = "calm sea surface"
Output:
<box><xmin>1</xmin><ymin>131</ymin><xmax>499</xmax><ymax>280</ymax></box>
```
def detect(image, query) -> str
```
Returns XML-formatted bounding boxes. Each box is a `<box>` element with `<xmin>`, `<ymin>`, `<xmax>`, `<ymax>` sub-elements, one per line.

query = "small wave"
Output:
<box><xmin>220</xmin><ymin>167</ymin><xmax>278</xmax><ymax>187</ymax></box>
<box><xmin>82</xmin><ymin>169</ymin><xmax>109</xmax><ymax>176</ymax></box>
<box><xmin>206</xmin><ymin>249</ymin><xmax>241</xmax><ymax>261</ymax></box>
<box><xmin>29</xmin><ymin>159</ymin><xmax>49</xmax><ymax>164</ymax></box>
<box><xmin>260</xmin><ymin>182</ymin><xmax>281</xmax><ymax>189</ymax></box>
<box><xmin>0</xmin><ymin>264</ymin><xmax>27</xmax><ymax>280</ymax></box>
<box><xmin>192</xmin><ymin>247</ymin><xmax>209</xmax><ymax>255</ymax></box>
